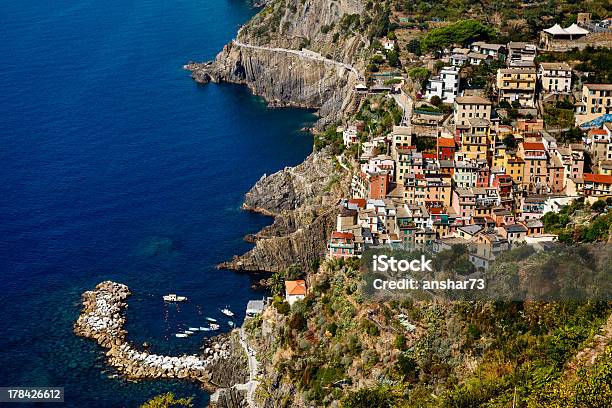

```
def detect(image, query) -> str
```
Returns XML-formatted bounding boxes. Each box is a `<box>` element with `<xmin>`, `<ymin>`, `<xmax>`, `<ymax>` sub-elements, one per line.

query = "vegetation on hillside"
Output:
<box><xmin>140</xmin><ymin>393</ymin><xmax>193</xmax><ymax>408</ymax></box>
<box><xmin>542</xmin><ymin>198</ymin><xmax>612</xmax><ymax>243</ymax></box>
<box><xmin>247</xmin><ymin>256</ymin><xmax>612</xmax><ymax>407</ymax></box>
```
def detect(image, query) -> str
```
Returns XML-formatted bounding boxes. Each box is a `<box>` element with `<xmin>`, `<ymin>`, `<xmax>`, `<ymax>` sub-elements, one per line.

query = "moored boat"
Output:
<box><xmin>220</xmin><ymin>307</ymin><xmax>234</xmax><ymax>317</ymax></box>
<box><xmin>175</xmin><ymin>333</ymin><xmax>188</xmax><ymax>338</ymax></box>
<box><xmin>205</xmin><ymin>317</ymin><xmax>217</xmax><ymax>323</ymax></box>
<box><xmin>163</xmin><ymin>293</ymin><xmax>187</xmax><ymax>302</ymax></box>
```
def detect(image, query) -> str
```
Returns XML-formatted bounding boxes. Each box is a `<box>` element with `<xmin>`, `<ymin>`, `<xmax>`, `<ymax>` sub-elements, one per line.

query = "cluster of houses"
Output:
<box><xmin>328</xmin><ymin>102</ymin><xmax>612</xmax><ymax>268</ymax></box>
<box><xmin>420</xmin><ymin>33</ymin><xmax>611</xmax><ymax>125</ymax></box>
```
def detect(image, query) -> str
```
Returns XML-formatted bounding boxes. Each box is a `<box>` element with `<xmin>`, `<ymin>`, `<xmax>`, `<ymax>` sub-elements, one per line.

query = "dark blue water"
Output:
<box><xmin>0</xmin><ymin>0</ymin><xmax>314</xmax><ymax>406</ymax></box>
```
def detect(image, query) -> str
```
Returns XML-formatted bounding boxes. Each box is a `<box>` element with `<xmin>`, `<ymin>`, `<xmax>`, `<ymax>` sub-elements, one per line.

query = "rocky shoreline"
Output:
<box><xmin>217</xmin><ymin>149</ymin><xmax>346</xmax><ymax>273</ymax></box>
<box><xmin>74</xmin><ymin>281</ymin><xmax>246</xmax><ymax>391</ymax></box>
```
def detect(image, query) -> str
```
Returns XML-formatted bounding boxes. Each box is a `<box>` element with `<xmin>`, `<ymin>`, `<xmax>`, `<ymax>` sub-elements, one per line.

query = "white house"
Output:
<box><xmin>538</xmin><ymin>62</ymin><xmax>572</xmax><ymax>94</ymax></box>
<box><xmin>425</xmin><ymin>66</ymin><xmax>460</xmax><ymax>104</ymax></box>
<box><xmin>284</xmin><ymin>280</ymin><xmax>306</xmax><ymax>306</ymax></box>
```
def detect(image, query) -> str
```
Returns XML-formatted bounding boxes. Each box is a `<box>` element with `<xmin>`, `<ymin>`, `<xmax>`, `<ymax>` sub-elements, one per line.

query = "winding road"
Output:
<box><xmin>232</xmin><ymin>39</ymin><xmax>362</xmax><ymax>80</ymax></box>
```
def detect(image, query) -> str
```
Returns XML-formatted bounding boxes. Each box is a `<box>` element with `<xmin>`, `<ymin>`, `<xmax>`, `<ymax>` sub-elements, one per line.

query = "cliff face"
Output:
<box><xmin>243</xmin><ymin>148</ymin><xmax>338</xmax><ymax>215</ymax></box>
<box><xmin>188</xmin><ymin>0</ymin><xmax>367</xmax><ymax>124</ymax></box>
<box><xmin>220</xmin><ymin>149</ymin><xmax>346</xmax><ymax>273</ymax></box>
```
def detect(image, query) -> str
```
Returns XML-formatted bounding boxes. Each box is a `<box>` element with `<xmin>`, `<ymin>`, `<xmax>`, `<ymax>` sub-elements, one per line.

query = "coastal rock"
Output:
<box><xmin>187</xmin><ymin>0</ymin><xmax>366</xmax><ymax>126</ymax></box>
<box><xmin>243</xmin><ymin>149</ymin><xmax>337</xmax><ymax>216</ymax></box>
<box><xmin>220</xmin><ymin>148</ymin><xmax>346</xmax><ymax>273</ymax></box>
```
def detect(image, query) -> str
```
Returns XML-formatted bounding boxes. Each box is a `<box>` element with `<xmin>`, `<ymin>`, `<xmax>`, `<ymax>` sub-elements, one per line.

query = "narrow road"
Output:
<box><xmin>392</xmin><ymin>90</ymin><xmax>414</xmax><ymax>126</ymax></box>
<box><xmin>239</xmin><ymin>327</ymin><xmax>259</xmax><ymax>408</ymax></box>
<box><xmin>232</xmin><ymin>39</ymin><xmax>362</xmax><ymax>80</ymax></box>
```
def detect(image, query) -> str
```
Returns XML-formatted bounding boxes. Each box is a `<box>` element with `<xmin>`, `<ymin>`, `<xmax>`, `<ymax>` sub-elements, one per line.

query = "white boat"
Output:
<box><xmin>200</xmin><ymin>327</ymin><xmax>211</xmax><ymax>331</ymax></box>
<box><xmin>228</xmin><ymin>321</ymin><xmax>235</xmax><ymax>328</ymax></box>
<box><xmin>220</xmin><ymin>308</ymin><xmax>234</xmax><ymax>317</ymax></box>
<box><xmin>209</xmin><ymin>323</ymin><xmax>220</xmax><ymax>330</ymax></box>
<box><xmin>184</xmin><ymin>330</ymin><xmax>194</xmax><ymax>335</ymax></box>
<box><xmin>188</xmin><ymin>327</ymin><xmax>200</xmax><ymax>332</ymax></box>
<box><xmin>163</xmin><ymin>294</ymin><xmax>187</xmax><ymax>302</ymax></box>
<box><xmin>175</xmin><ymin>333</ymin><xmax>188</xmax><ymax>338</ymax></box>
<box><xmin>205</xmin><ymin>317</ymin><xmax>217</xmax><ymax>323</ymax></box>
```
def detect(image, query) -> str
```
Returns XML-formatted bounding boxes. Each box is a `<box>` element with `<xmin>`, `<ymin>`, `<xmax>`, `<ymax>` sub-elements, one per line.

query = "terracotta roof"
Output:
<box><xmin>437</xmin><ymin>137</ymin><xmax>456</xmax><ymax>147</ymax></box>
<box><xmin>285</xmin><ymin>280</ymin><xmax>306</xmax><ymax>296</ymax></box>
<box><xmin>522</xmin><ymin>142</ymin><xmax>545</xmax><ymax>151</ymax></box>
<box><xmin>589</xmin><ymin>129</ymin><xmax>608</xmax><ymax>135</ymax></box>
<box><xmin>583</xmin><ymin>173</ymin><xmax>612</xmax><ymax>184</ymax></box>
<box><xmin>348</xmin><ymin>198</ymin><xmax>366</xmax><ymax>208</ymax></box>
<box><xmin>331</xmin><ymin>231</ymin><xmax>355</xmax><ymax>240</ymax></box>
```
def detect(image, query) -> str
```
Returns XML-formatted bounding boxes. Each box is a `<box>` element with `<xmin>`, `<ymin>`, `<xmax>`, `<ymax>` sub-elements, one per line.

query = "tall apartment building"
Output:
<box><xmin>496</xmin><ymin>67</ymin><xmax>537</xmax><ymax>107</ymax></box>
<box><xmin>459</xmin><ymin>118</ymin><xmax>490</xmax><ymax>162</ymax></box>
<box><xmin>517</xmin><ymin>141</ymin><xmax>548</xmax><ymax>193</ymax></box>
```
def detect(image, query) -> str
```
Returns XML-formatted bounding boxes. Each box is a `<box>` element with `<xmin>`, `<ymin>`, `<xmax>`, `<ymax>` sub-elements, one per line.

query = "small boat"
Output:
<box><xmin>184</xmin><ymin>330</ymin><xmax>194</xmax><ymax>335</ymax></box>
<box><xmin>228</xmin><ymin>321</ymin><xmax>235</xmax><ymax>328</ymax></box>
<box><xmin>175</xmin><ymin>333</ymin><xmax>188</xmax><ymax>338</ymax></box>
<box><xmin>220</xmin><ymin>308</ymin><xmax>234</xmax><ymax>317</ymax></box>
<box><xmin>209</xmin><ymin>323</ymin><xmax>220</xmax><ymax>330</ymax></box>
<box><xmin>163</xmin><ymin>294</ymin><xmax>187</xmax><ymax>302</ymax></box>
<box><xmin>188</xmin><ymin>327</ymin><xmax>200</xmax><ymax>332</ymax></box>
<box><xmin>200</xmin><ymin>327</ymin><xmax>211</xmax><ymax>331</ymax></box>
<box><xmin>205</xmin><ymin>317</ymin><xmax>217</xmax><ymax>323</ymax></box>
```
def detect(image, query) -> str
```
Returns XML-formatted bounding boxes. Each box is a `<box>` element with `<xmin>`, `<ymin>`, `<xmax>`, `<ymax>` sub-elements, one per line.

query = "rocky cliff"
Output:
<box><xmin>187</xmin><ymin>0</ymin><xmax>368</xmax><ymax>124</ymax></box>
<box><xmin>220</xmin><ymin>148</ymin><xmax>346</xmax><ymax>273</ymax></box>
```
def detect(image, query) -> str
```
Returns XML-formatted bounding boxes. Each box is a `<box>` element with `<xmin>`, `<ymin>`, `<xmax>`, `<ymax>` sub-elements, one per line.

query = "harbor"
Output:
<box><xmin>74</xmin><ymin>281</ymin><xmax>247</xmax><ymax>390</ymax></box>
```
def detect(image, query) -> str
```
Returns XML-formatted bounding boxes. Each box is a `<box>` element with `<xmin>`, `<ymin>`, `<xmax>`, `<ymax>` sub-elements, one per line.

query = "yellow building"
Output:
<box><xmin>494</xmin><ymin>146</ymin><xmax>525</xmax><ymax>186</ymax></box>
<box><xmin>496</xmin><ymin>68</ymin><xmax>537</xmax><ymax>107</ymax></box>
<box><xmin>575</xmin><ymin>84</ymin><xmax>612</xmax><ymax>125</ymax></box>
<box><xmin>460</xmin><ymin>118</ymin><xmax>490</xmax><ymax>161</ymax></box>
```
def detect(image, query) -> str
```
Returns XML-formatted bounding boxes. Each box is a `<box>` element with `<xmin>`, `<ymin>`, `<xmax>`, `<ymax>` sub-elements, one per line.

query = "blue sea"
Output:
<box><xmin>0</xmin><ymin>0</ymin><xmax>314</xmax><ymax>406</ymax></box>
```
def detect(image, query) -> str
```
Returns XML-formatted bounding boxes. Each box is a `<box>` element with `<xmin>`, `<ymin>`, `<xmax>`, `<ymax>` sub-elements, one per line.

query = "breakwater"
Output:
<box><xmin>74</xmin><ymin>281</ymin><xmax>238</xmax><ymax>387</ymax></box>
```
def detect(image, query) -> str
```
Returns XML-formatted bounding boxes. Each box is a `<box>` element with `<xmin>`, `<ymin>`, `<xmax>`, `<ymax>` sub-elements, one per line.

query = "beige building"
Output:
<box><xmin>497</xmin><ymin>68</ymin><xmax>537</xmax><ymax>107</ymax></box>
<box><xmin>453</xmin><ymin>95</ymin><xmax>493</xmax><ymax>128</ymax></box>
<box><xmin>538</xmin><ymin>62</ymin><xmax>572</xmax><ymax>94</ymax></box>
<box><xmin>575</xmin><ymin>84</ymin><xmax>612</xmax><ymax>125</ymax></box>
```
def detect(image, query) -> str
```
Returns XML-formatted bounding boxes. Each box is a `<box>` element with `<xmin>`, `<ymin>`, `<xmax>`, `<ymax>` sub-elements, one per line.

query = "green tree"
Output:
<box><xmin>340</xmin><ymin>387</ymin><xmax>395</xmax><ymax>408</ymax></box>
<box><xmin>421</xmin><ymin>20</ymin><xmax>494</xmax><ymax>51</ymax></box>
<box><xmin>140</xmin><ymin>393</ymin><xmax>193</xmax><ymax>408</ymax></box>
<box><xmin>591</xmin><ymin>200</ymin><xmax>607</xmax><ymax>213</ymax></box>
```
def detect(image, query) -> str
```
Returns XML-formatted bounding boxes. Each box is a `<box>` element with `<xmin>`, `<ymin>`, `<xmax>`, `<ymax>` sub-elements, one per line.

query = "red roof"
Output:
<box><xmin>331</xmin><ymin>231</ymin><xmax>354</xmax><ymax>240</ymax></box>
<box><xmin>422</xmin><ymin>153</ymin><xmax>436</xmax><ymax>159</ymax></box>
<box><xmin>285</xmin><ymin>280</ymin><xmax>306</xmax><ymax>296</ymax></box>
<box><xmin>348</xmin><ymin>198</ymin><xmax>366</xmax><ymax>208</ymax></box>
<box><xmin>522</xmin><ymin>142</ymin><xmax>545</xmax><ymax>151</ymax></box>
<box><xmin>589</xmin><ymin>129</ymin><xmax>608</xmax><ymax>135</ymax></box>
<box><xmin>437</xmin><ymin>137</ymin><xmax>456</xmax><ymax>147</ymax></box>
<box><xmin>583</xmin><ymin>173</ymin><xmax>612</xmax><ymax>184</ymax></box>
